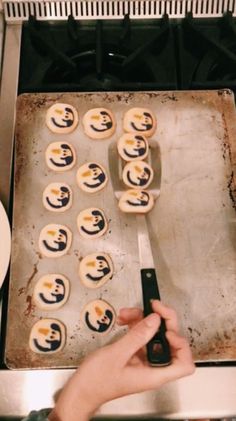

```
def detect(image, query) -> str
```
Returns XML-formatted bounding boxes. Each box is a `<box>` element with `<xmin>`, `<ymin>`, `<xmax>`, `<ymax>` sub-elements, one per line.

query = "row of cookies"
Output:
<box><xmin>38</xmin><ymin>206</ymin><xmax>109</xmax><ymax>259</ymax></box>
<box><xmin>33</xmin><ymin>252</ymin><xmax>114</xmax><ymax>313</ymax></box>
<box><xmin>46</xmin><ymin>103</ymin><xmax>156</xmax><ymax>139</ymax></box>
<box><xmin>29</xmin><ymin>299</ymin><xmax>116</xmax><ymax>354</ymax></box>
<box><xmin>116</xmin><ymin>109</ymin><xmax>157</xmax><ymax>214</ymax></box>
<box><xmin>29</xmin><ymin>103</ymin><xmax>118</xmax><ymax>354</ymax></box>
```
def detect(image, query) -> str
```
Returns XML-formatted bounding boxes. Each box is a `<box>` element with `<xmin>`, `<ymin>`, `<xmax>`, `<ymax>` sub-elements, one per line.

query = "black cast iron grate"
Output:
<box><xmin>18</xmin><ymin>12</ymin><xmax>236</xmax><ymax>94</ymax></box>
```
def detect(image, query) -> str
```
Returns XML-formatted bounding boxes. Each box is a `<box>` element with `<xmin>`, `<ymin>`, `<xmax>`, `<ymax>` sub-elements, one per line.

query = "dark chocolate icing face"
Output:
<box><xmin>83</xmin><ymin>164</ymin><xmax>106</xmax><ymax>189</ymax></box>
<box><xmin>81</xmin><ymin>210</ymin><xmax>105</xmax><ymax>235</ymax></box>
<box><xmin>39</xmin><ymin>278</ymin><xmax>65</xmax><ymax>304</ymax></box>
<box><xmin>90</xmin><ymin>111</ymin><xmax>113</xmax><ymax>132</ymax></box>
<box><xmin>123</xmin><ymin>135</ymin><xmax>147</xmax><ymax>158</ymax></box>
<box><xmin>127</xmin><ymin>191</ymin><xmax>150</xmax><ymax>207</ymax></box>
<box><xmin>50</xmin><ymin>144</ymin><xmax>74</xmax><ymax>168</ymax></box>
<box><xmin>51</xmin><ymin>107</ymin><xmax>75</xmax><ymax>129</ymax></box>
<box><xmin>130</xmin><ymin>112</ymin><xmax>153</xmax><ymax>132</ymax></box>
<box><xmin>46</xmin><ymin>186</ymin><xmax>70</xmax><ymax>209</ymax></box>
<box><xmin>33</xmin><ymin>323</ymin><xmax>62</xmax><ymax>352</ymax></box>
<box><xmin>43</xmin><ymin>229</ymin><xmax>68</xmax><ymax>252</ymax></box>
<box><xmin>86</xmin><ymin>255</ymin><xmax>111</xmax><ymax>282</ymax></box>
<box><xmin>127</xmin><ymin>167</ymin><xmax>151</xmax><ymax>187</ymax></box>
<box><xmin>85</xmin><ymin>309</ymin><xmax>114</xmax><ymax>333</ymax></box>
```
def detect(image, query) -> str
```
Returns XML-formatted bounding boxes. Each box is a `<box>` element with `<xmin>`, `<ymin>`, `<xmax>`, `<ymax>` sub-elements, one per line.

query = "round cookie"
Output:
<box><xmin>33</xmin><ymin>274</ymin><xmax>70</xmax><ymax>310</ymax></box>
<box><xmin>29</xmin><ymin>318</ymin><xmax>66</xmax><ymax>354</ymax></box>
<box><xmin>76</xmin><ymin>162</ymin><xmax>108</xmax><ymax>193</ymax></box>
<box><xmin>118</xmin><ymin>189</ymin><xmax>154</xmax><ymax>213</ymax></box>
<box><xmin>81</xmin><ymin>299</ymin><xmax>116</xmax><ymax>334</ymax></box>
<box><xmin>43</xmin><ymin>182</ymin><xmax>72</xmax><ymax>212</ymax></box>
<box><xmin>82</xmin><ymin>108</ymin><xmax>116</xmax><ymax>139</ymax></box>
<box><xmin>46</xmin><ymin>103</ymin><xmax>78</xmax><ymax>134</ymax></box>
<box><xmin>45</xmin><ymin>141</ymin><xmax>76</xmax><ymax>172</ymax></box>
<box><xmin>79</xmin><ymin>253</ymin><xmax>113</xmax><ymax>289</ymax></box>
<box><xmin>122</xmin><ymin>161</ymin><xmax>154</xmax><ymax>189</ymax></box>
<box><xmin>39</xmin><ymin>224</ymin><xmax>72</xmax><ymax>258</ymax></box>
<box><xmin>117</xmin><ymin>133</ymin><xmax>149</xmax><ymax>162</ymax></box>
<box><xmin>77</xmin><ymin>208</ymin><xmax>108</xmax><ymax>239</ymax></box>
<box><xmin>123</xmin><ymin>107</ymin><xmax>156</xmax><ymax>137</ymax></box>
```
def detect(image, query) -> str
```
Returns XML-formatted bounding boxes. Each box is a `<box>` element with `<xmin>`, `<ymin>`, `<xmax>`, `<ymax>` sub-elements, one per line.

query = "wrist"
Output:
<box><xmin>48</xmin><ymin>372</ymin><xmax>98</xmax><ymax>421</ymax></box>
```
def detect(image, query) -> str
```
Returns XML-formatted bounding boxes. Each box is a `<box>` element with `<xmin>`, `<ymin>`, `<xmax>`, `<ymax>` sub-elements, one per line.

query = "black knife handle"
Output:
<box><xmin>141</xmin><ymin>268</ymin><xmax>171</xmax><ymax>366</ymax></box>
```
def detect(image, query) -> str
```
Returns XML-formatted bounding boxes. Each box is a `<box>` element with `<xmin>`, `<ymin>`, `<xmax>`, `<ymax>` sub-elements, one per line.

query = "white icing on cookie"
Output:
<box><xmin>45</xmin><ymin>141</ymin><xmax>76</xmax><ymax>172</ymax></box>
<box><xmin>122</xmin><ymin>161</ymin><xmax>154</xmax><ymax>189</ymax></box>
<box><xmin>76</xmin><ymin>162</ymin><xmax>108</xmax><ymax>193</ymax></box>
<box><xmin>123</xmin><ymin>107</ymin><xmax>156</xmax><ymax>137</ymax></box>
<box><xmin>29</xmin><ymin>318</ymin><xmax>66</xmax><ymax>354</ymax></box>
<box><xmin>119</xmin><ymin>189</ymin><xmax>154</xmax><ymax>213</ymax></box>
<box><xmin>33</xmin><ymin>274</ymin><xmax>70</xmax><ymax>310</ymax></box>
<box><xmin>43</xmin><ymin>183</ymin><xmax>72</xmax><ymax>212</ymax></box>
<box><xmin>81</xmin><ymin>299</ymin><xmax>116</xmax><ymax>334</ymax></box>
<box><xmin>82</xmin><ymin>108</ymin><xmax>116</xmax><ymax>139</ymax></box>
<box><xmin>79</xmin><ymin>253</ymin><xmax>113</xmax><ymax>289</ymax></box>
<box><xmin>46</xmin><ymin>103</ymin><xmax>78</xmax><ymax>134</ymax></box>
<box><xmin>39</xmin><ymin>224</ymin><xmax>72</xmax><ymax>258</ymax></box>
<box><xmin>117</xmin><ymin>133</ymin><xmax>149</xmax><ymax>162</ymax></box>
<box><xmin>77</xmin><ymin>208</ymin><xmax>108</xmax><ymax>239</ymax></box>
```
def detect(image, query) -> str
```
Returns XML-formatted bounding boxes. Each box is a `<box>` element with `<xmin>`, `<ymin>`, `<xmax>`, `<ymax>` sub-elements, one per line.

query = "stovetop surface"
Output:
<box><xmin>19</xmin><ymin>12</ymin><xmax>236</xmax><ymax>94</ymax></box>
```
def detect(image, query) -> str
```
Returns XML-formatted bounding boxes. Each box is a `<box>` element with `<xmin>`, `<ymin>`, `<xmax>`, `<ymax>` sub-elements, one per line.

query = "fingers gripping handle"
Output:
<box><xmin>141</xmin><ymin>269</ymin><xmax>171</xmax><ymax>366</ymax></box>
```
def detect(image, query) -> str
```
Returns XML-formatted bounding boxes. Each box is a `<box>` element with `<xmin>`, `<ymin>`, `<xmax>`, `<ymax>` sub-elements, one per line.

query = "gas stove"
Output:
<box><xmin>0</xmin><ymin>0</ymin><xmax>236</xmax><ymax>418</ymax></box>
<box><xmin>17</xmin><ymin>12</ymin><xmax>236</xmax><ymax>94</ymax></box>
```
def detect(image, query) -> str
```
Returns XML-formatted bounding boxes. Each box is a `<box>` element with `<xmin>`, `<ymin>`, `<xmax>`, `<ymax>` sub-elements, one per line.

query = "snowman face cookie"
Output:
<box><xmin>81</xmin><ymin>300</ymin><xmax>116</xmax><ymax>334</ymax></box>
<box><xmin>122</xmin><ymin>161</ymin><xmax>154</xmax><ymax>189</ymax></box>
<box><xmin>39</xmin><ymin>224</ymin><xmax>72</xmax><ymax>257</ymax></box>
<box><xmin>33</xmin><ymin>274</ymin><xmax>70</xmax><ymax>310</ymax></box>
<box><xmin>45</xmin><ymin>142</ymin><xmax>76</xmax><ymax>172</ymax></box>
<box><xmin>117</xmin><ymin>133</ymin><xmax>148</xmax><ymax>162</ymax></box>
<box><xmin>43</xmin><ymin>183</ymin><xmax>72</xmax><ymax>212</ymax></box>
<box><xmin>118</xmin><ymin>189</ymin><xmax>154</xmax><ymax>213</ymax></box>
<box><xmin>46</xmin><ymin>103</ymin><xmax>78</xmax><ymax>134</ymax></box>
<box><xmin>123</xmin><ymin>107</ymin><xmax>156</xmax><ymax>137</ymax></box>
<box><xmin>29</xmin><ymin>319</ymin><xmax>66</xmax><ymax>354</ymax></box>
<box><xmin>77</xmin><ymin>208</ymin><xmax>108</xmax><ymax>239</ymax></box>
<box><xmin>79</xmin><ymin>253</ymin><xmax>113</xmax><ymax>289</ymax></box>
<box><xmin>82</xmin><ymin>108</ymin><xmax>116</xmax><ymax>139</ymax></box>
<box><xmin>76</xmin><ymin>162</ymin><xmax>108</xmax><ymax>193</ymax></box>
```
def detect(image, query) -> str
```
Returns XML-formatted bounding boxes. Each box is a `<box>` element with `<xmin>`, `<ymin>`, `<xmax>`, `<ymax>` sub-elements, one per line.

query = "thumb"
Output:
<box><xmin>113</xmin><ymin>313</ymin><xmax>161</xmax><ymax>363</ymax></box>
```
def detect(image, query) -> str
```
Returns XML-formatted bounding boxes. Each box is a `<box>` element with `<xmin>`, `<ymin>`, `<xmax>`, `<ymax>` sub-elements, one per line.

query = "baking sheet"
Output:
<box><xmin>5</xmin><ymin>90</ymin><xmax>236</xmax><ymax>369</ymax></box>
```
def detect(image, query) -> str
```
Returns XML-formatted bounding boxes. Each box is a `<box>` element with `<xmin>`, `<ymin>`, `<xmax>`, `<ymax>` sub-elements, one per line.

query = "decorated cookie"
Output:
<box><xmin>79</xmin><ymin>253</ymin><xmax>113</xmax><ymax>289</ymax></box>
<box><xmin>29</xmin><ymin>318</ymin><xmax>66</xmax><ymax>354</ymax></box>
<box><xmin>123</xmin><ymin>107</ymin><xmax>156</xmax><ymax>137</ymax></box>
<box><xmin>33</xmin><ymin>274</ymin><xmax>70</xmax><ymax>310</ymax></box>
<box><xmin>81</xmin><ymin>299</ymin><xmax>116</xmax><ymax>334</ymax></box>
<box><xmin>82</xmin><ymin>108</ymin><xmax>116</xmax><ymax>139</ymax></box>
<box><xmin>39</xmin><ymin>224</ymin><xmax>72</xmax><ymax>258</ymax></box>
<box><xmin>45</xmin><ymin>141</ymin><xmax>76</xmax><ymax>172</ymax></box>
<box><xmin>77</xmin><ymin>208</ymin><xmax>108</xmax><ymax>239</ymax></box>
<box><xmin>43</xmin><ymin>182</ymin><xmax>72</xmax><ymax>212</ymax></box>
<box><xmin>122</xmin><ymin>161</ymin><xmax>154</xmax><ymax>189</ymax></box>
<box><xmin>119</xmin><ymin>189</ymin><xmax>154</xmax><ymax>213</ymax></box>
<box><xmin>76</xmin><ymin>162</ymin><xmax>108</xmax><ymax>193</ymax></box>
<box><xmin>117</xmin><ymin>133</ymin><xmax>149</xmax><ymax>162</ymax></box>
<box><xmin>46</xmin><ymin>103</ymin><xmax>78</xmax><ymax>134</ymax></box>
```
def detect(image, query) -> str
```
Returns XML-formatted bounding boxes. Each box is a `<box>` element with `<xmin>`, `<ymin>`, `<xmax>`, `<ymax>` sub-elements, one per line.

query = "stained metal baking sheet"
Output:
<box><xmin>5</xmin><ymin>90</ymin><xmax>236</xmax><ymax>369</ymax></box>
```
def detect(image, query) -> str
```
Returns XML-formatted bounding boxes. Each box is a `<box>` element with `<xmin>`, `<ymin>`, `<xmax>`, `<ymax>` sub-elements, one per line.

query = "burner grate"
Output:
<box><xmin>18</xmin><ymin>15</ymin><xmax>177</xmax><ymax>93</ymax></box>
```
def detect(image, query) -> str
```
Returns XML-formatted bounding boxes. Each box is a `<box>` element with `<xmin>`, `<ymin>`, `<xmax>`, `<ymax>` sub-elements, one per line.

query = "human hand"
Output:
<box><xmin>49</xmin><ymin>300</ymin><xmax>195</xmax><ymax>421</ymax></box>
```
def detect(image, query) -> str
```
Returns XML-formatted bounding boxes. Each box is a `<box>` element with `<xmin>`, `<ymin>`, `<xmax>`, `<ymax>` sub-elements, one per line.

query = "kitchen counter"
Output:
<box><xmin>1</xmin><ymin>366</ymin><xmax>236</xmax><ymax>418</ymax></box>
